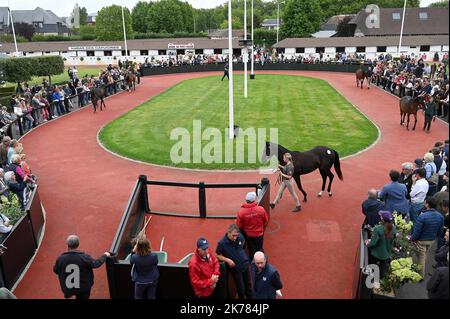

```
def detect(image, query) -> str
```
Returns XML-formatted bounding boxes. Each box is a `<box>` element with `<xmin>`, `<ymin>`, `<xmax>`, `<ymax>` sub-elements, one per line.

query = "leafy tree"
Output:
<box><xmin>33</xmin><ymin>56</ymin><xmax>65</xmax><ymax>84</ymax></box>
<box><xmin>254</xmin><ymin>28</ymin><xmax>278</xmax><ymax>47</ymax></box>
<box><xmin>318</xmin><ymin>0</ymin><xmax>420</xmax><ymax>20</ymax></box>
<box><xmin>194</xmin><ymin>8</ymin><xmax>223</xmax><ymax>32</ymax></box>
<box><xmin>147</xmin><ymin>0</ymin><xmax>182</xmax><ymax>33</ymax></box>
<box><xmin>95</xmin><ymin>5</ymin><xmax>133</xmax><ymax>41</ymax></box>
<box><xmin>280</xmin><ymin>0</ymin><xmax>323</xmax><ymax>38</ymax></box>
<box><xmin>132</xmin><ymin>1</ymin><xmax>152</xmax><ymax>33</ymax></box>
<box><xmin>428</xmin><ymin>0</ymin><xmax>449</xmax><ymax>7</ymax></box>
<box><xmin>79</xmin><ymin>7</ymin><xmax>88</xmax><ymax>26</ymax></box>
<box><xmin>11</xmin><ymin>22</ymin><xmax>35</xmax><ymax>41</ymax></box>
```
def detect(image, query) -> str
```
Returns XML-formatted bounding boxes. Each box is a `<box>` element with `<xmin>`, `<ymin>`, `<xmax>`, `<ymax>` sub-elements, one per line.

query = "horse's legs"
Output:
<box><xmin>326</xmin><ymin>171</ymin><xmax>335</xmax><ymax>196</ymax></box>
<box><xmin>406</xmin><ymin>113</ymin><xmax>410</xmax><ymax>130</ymax></box>
<box><xmin>318</xmin><ymin>171</ymin><xmax>327</xmax><ymax>197</ymax></box>
<box><xmin>400</xmin><ymin>112</ymin><xmax>404</xmax><ymax>125</ymax></box>
<box><xmin>293</xmin><ymin>175</ymin><xmax>308</xmax><ymax>203</ymax></box>
<box><xmin>413</xmin><ymin>113</ymin><xmax>417</xmax><ymax>131</ymax></box>
<box><xmin>93</xmin><ymin>100</ymin><xmax>97</xmax><ymax>113</ymax></box>
<box><xmin>102</xmin><ymin>99</ymin><xmax>106</xmax><ymax>110</ymax></box>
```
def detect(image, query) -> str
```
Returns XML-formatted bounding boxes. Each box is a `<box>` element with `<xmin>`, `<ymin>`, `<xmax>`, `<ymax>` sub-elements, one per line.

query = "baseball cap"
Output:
<box><xmin>196</xmin><ymin>237</ymin><xmax>209</xmax><ymax>250</ymax></box>
<box><xmin>246</xmin><ymin>192</ymin><xmax>257</xmax><ymax>203</ymax></box>
<box><xmin>378</xmin><ymin>211</ymin><xmax>393</xmax><ymax>222</ymax></box>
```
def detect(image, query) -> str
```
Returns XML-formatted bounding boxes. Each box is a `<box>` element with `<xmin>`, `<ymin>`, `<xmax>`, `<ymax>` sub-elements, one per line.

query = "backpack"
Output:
<box><xmin>426</xmin><ymin>163</ymin><xmax>439</xmax><ymax>185</ymax></box>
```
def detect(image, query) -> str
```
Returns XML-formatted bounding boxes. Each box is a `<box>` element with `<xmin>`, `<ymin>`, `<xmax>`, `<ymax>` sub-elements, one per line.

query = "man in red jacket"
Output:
<box><xmin>188</xmin><ymin>237</ymin><xmax>220</xmax><ymax>299</ymax></box>
<box><xmin>236</xmin><ymin>192</ymin><xmax>270</xmax><ymax>260</ymax></box>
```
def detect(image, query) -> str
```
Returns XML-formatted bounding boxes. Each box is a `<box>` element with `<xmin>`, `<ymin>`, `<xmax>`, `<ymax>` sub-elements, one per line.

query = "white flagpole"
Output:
<box><xmin>7</xmin><ymin>0</ymin><xmax>18</xmax><ymax>56</ymax></box>
<box><xmin>250</xmin><ymin>0</ymin><xmax>255</xmax><ymax>80</ymax></box>
<box><xmin>244</xmin><ymin>0</ymin><xmax>248</xmax><ymax>98</ymax></box>
<box><xmin>228</xmin><ymin>0</ymin><xmax>234</xmax><ymax>139</ymax></box>
<box><xmin>398</xmin><ymin>0</ymin><xmax>407</xmax><ymax>56</ymax></box>
<box><xmin>277</xmin><ymin>1</ymin><xmax>280</xmax><ymax>44</ymax></box>
<box><xmin>122</xmin><ymin>5</ymin><xmax>128</xmax><ymax>61</ymax></box>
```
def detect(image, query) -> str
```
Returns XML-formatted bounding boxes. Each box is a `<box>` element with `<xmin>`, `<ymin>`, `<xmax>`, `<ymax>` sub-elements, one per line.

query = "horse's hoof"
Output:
<box><xmin>303</xmin><ymin>199</ymin><xmax>308</xmax><ymax>203</ymax></box>
<box><xmin>328</xmin><ymin>193</ymin><xmax>333</xmax><ymax>197</ymax></box>
<box><xmin>317</xmin><ymin>192</ymin><xmax>323</xmax><ymax>197</ymax></box>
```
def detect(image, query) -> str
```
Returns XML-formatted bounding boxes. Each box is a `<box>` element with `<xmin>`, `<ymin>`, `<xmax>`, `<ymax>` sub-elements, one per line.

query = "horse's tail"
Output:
<box><xmin>333</xmin><ymin>150</ymin><xmax>344</xmax><ymax>181</ymax></box>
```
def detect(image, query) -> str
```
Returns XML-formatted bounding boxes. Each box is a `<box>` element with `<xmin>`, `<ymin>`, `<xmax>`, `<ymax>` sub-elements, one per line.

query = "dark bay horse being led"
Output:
<box><xmin>400</xmin><ymin>96</ymin><xmax>425</xmax><ymax>131</ymax></box>
<box><xmin>262</xmin><ymin>142</ymin><xmax>344</xmax><ymax>202</ymax></box>
<box><xmin>90</xmin><ymin>87</ymin><xmax>106</xmax><ymax>113</ymax></box>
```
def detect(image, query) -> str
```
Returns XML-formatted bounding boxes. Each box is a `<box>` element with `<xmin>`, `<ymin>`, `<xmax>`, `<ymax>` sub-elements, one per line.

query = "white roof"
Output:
<box><xmin>311</xmin><ymin>31</ymin><xmax>337</xmax><ymax>38</ymax></box>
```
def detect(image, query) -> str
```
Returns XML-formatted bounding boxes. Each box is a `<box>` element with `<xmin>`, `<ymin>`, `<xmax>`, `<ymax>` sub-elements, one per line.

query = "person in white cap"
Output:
<box><xmin>236</xmin><ymin>192</ymin><xmax>269</xmax><ymax>260</ymax></box>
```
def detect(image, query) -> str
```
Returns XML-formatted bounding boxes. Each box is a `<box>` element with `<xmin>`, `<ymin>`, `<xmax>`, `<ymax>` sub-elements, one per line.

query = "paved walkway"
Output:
<box><xmin>15</xmin><ymin>71</ymin><xmax>448</xmax><ymax>299</ymax></box>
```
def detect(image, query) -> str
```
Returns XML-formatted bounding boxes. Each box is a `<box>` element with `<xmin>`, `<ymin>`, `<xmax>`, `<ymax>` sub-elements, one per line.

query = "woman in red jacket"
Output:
<box><xmin>188</xmin><ymin>237</ymin><xmax>220</xmax><ymax>299</ymax></box>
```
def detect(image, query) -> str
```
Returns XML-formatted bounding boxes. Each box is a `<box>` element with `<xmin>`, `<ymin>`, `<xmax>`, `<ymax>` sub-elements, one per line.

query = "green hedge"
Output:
<box><xmin>31</xmin><ymin>34</ymin><xmax>96</xmax><ymax>42</ymax></box>
<box><xmin>0</xmin><ymin>34</ymin><xmax>29</xmax><ymax>43</ymax></box>
<box><xmin>133</xmin><ymin>32</ymin><xmax>208</xmax><ymax>39</ymax></box>
<box><xmin>0</xmin><ymin>56</ymin><xmax>64</xmax><ymax>83</ymax></box>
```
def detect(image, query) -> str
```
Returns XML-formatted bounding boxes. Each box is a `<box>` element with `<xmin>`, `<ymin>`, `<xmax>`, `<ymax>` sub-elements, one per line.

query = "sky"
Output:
<box><xmin>1</xmin><ymin>0</ymin><xmax>443</xmax><ymax>17</ymax></box>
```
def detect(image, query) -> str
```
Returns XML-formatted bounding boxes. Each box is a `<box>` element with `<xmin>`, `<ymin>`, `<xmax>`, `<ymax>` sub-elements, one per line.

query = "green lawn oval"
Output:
<box><xmin>99</xmin><ymin>74</ymin><xmax>378</xmax><ymax>170</ymax></box>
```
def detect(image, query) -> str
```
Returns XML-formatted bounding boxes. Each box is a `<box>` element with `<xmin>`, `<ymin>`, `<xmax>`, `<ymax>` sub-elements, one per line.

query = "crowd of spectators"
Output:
<box><xmin>362</xmin><ymin>139</ymin><xmax>449</xmax><ymax>299</ymax></box>
<box><xmin>0</xmin><ymin>136</ymin><xmax>36</xmax><ymax>242</ymax></box>
<box><xmin>370</xmin><ymin>53</ymin><xmax>449</xmax><ymax>120</ymax></box>
<box><xmin>0</xmin><ymin>63</ymin><xmax>140</xmax><ymax>137</ymax></box>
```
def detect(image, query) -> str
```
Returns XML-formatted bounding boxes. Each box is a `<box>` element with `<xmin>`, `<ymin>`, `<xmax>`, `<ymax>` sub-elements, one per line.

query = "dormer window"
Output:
<box><xmin>33</xmin><ymin>22</ymin><xmax>43</xmax><ymax>29</ymax></box>
<box><xmin>419</xmin><ymin>12</ymin><xmax>428</xmax><ymax>20</ymax></box>
<box><xmin>392</xmin><ymin>12</ymin><xmax>401</xmax><ymax>20</ymax></box>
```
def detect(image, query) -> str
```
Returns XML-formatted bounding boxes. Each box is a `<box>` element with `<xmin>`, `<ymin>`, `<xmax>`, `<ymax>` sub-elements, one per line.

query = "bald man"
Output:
<box><xmin>362</xmin><ymin>189</ymin><xmax>385</xmax><ymax>227</ymax></box>
<box><xmin>251</xmin><ymin>252</ymin><xmax>283</xmax><ymax>299</ymax></box>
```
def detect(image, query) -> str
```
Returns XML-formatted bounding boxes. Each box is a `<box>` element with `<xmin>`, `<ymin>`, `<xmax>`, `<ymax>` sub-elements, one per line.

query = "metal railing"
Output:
<box><xmin>144</xmin><ymin>176</ymin><xmax>271</xmax><ymax>219</ymax></box>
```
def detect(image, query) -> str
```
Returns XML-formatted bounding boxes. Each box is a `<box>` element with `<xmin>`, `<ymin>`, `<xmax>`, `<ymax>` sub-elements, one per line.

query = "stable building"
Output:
<box><xmin>273</xmin><ymin>35</ymin><xmax>449</xmax><ymax>61</ymax></box>
<box><xmin>0</xmin><ymin>38</ymin><xmax>244</xmax><ymax>66</ymax></box>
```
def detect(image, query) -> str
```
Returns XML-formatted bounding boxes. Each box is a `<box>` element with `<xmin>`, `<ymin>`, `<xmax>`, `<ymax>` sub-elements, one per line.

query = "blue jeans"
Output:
<box><xmin>409</xmin><ymin>202</ymin><xmax>424</xmax><ymax>224</ymax></box>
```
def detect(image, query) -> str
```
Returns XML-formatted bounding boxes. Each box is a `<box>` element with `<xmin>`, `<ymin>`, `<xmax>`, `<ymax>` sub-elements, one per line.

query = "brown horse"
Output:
<box><xmin>356</xmin><ymin>69</ymin><xmax>371</xmax><ymax>89</ymax></box>
<box><xmin>400</xmin><ymin>96</ymin><xmax>425</xmax><ymax>131</ymax></box>
<box><xmin>91</xmin><ymin>87</ymin><xmax>106</xmax><ymax>113</ymax></box>
<box><xmin>125</xmin><ymin>72</ymin><xmax>136</xmax><ymax>92</ymax></box>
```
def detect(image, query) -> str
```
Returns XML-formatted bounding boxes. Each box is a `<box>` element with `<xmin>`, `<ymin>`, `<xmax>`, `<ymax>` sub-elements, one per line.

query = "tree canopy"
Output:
<box><xmin>95</xmin><ymin>5</ymin><xmax>133</xmax><ymax>41</ymax></box>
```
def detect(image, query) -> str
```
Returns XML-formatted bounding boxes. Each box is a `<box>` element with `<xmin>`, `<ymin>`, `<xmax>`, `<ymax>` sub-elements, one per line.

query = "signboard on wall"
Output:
<box><xmin>167</xmin><ymin>43</ymin><xmax>195</xmax><ymax>50</ymax></box>
<box><xmin>68</xmin><ymin>46</ymin><xmax>122</xmax><ymax>51</ymax></box>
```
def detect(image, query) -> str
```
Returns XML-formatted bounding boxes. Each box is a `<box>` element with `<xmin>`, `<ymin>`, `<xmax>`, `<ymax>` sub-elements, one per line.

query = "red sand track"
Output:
<box><xmin>15</xmin><ymin>71</ymin><xmax>448</xmax><ymax>299</ymax></box>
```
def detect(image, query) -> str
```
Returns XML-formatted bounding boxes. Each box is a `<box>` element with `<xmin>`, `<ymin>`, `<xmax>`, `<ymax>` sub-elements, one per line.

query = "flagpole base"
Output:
<box><xmin>250</xmin><ymin>74</ymin><xmax>255</xmax><ymax>80</ymax></box>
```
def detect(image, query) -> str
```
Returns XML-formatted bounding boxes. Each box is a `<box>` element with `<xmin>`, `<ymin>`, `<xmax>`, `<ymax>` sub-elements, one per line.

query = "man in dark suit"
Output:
<box><xmin>53</xmin><ymin>235</ymin><xmax>110</xmax><ymax>299</ymax></box>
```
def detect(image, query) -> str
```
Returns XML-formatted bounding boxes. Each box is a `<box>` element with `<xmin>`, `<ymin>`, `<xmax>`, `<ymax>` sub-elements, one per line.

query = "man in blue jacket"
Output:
<box><xmin>216</xmin><ymin>224</ymin><xmax>251</xmax><ymax>299</ymax></box>
<box><xmin>379</xmin><ymin>170</ymin><xmax>410</xmax><ymax>217</ymax></box>
<box><xmin>410</xmin><ymin>197</ymin><xmax>445</xmax><ymax>277</ymax></box>
<box><xmin>251</xmin><ymin>252</ymin><xmax>283</xmax><ymax>299</ymax></box>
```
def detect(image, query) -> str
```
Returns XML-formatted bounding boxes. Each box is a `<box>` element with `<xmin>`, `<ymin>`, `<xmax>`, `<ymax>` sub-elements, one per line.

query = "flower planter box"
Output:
<box><xmin>372</xmin><ymin>287</ymin><xmax>395</xmax><ymax>299</ymax></box>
